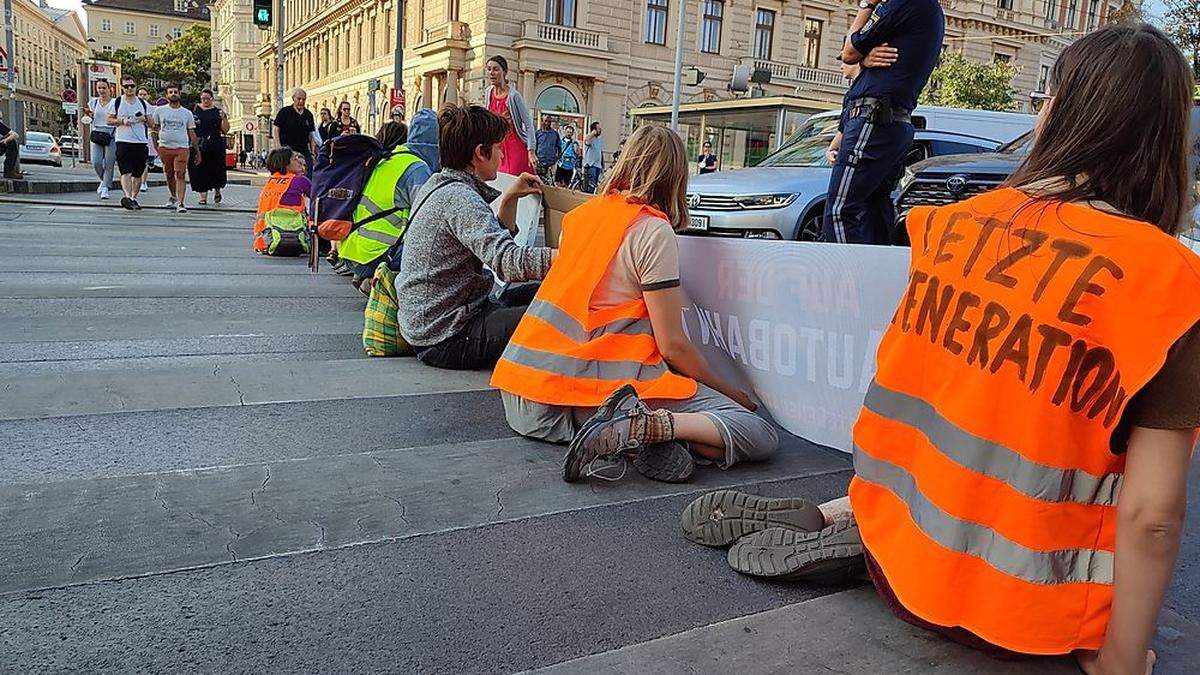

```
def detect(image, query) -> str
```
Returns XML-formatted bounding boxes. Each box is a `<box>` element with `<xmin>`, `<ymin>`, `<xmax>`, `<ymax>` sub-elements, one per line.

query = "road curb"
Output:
<box><xmin>0</xmin><ymin>177</ymin><xmax>254</xmax><ymax>195</ymax></box>
<box><xmin>0</xmin><ymin>195</ymin><xmax>255</xmax><ymax>214</ymax></box>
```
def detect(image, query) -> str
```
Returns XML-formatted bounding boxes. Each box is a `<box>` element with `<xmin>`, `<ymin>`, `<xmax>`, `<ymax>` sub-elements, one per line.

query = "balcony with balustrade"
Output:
<box><xmin>513</xmin><ymin>20</ymin><xmax>614</xmax><ymax>77</ymax></box>
<box><xmin>412</xmin><ymin>20</ymin><xmax>471</xmax><ymax>72</ymax></box>
<box><xmin>738</xmin><ymin>57</ymin><xmax>847</xmax><ymax>94</ymax></box>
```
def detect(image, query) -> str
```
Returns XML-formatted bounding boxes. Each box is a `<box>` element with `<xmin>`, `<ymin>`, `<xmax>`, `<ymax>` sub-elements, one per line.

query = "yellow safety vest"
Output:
<box><xmin>339</xmin><ymin>148</ymin><xmax>423</xmax><ymax>265</ymax></box>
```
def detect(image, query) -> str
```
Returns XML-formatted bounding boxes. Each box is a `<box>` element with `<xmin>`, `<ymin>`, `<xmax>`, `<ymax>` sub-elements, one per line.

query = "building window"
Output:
<box><xmin>536</xmin><ymin>85</ymin><xmax>580</xmax><ymax>114</ymax></box>
<box><xmin>993</xmin><ymin>53</ymin><xmax>1012</xmax><ymax>64</ymax></box>
<box><xmin>802</xmin><ymin>18</ymin><xmax>822</xmax><ymax>68</ymax></box>
<box><xmin>124</xmin><ymin>21</ymin><xmax>135</xmax><ymax>35</ymax></box>
<box><xmin>753</xmin><ymin>9</ymin><xmax>775</xmax><ymax>60</ymax></box>
<box><xmin>1037</xmin><ymin>64</ymin><xmax>1050</xmax><ymax>92</ymax></box>
<box><xmin>173</xmin><ymin>27</ymin><xmax>182</xmax><ymax>38</ymax></box>
<box><xmin>546</xmin><ymin>0</ymin><xmax>575</xmax><ymax>26</ymax></box>
<box><xmin>645</xmin><ymin>0</ymin><xmax>668</xmax><ymax>45</ymax></box>
<box><xmin>174</xmin><ymin>0</ymin><xmax>187</xmax><ymax>10</ymax></box>
<box><xmin>1067</xmin><ymin>0</ymin><xmax>1077</xmax><ymax>26</ymax></box>
<box><xmin>1086</xmin><ymin>0</ymin><xmax>1098</xmax><ymax>29</ymax></box>
<box><xmin>997</xmin><ymin>0</ymin><xmax>1013</xmax><ymax>9</ymax></box>
<box><xmin>149</xmin><ymin>24</ymin><xmax>159</xmax><ymax>37</ymax></box>
<box><xmin>101</xmin><ymin>18</ymin><xmax>112</xmax><ymax>32</ymax></box>
<box><xmin>1043</xmin><ymin>0</ymin><xmax>1056</xmax><ymax>20</ymax></box>
<box><xmin>700</xmin><ymin>0</ymin><xmax>723</xmax><ymax>54</ymax></box>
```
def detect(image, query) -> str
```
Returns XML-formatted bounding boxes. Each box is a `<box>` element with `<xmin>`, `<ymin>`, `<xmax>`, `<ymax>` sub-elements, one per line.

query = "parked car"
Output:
<box><xmin>58</xmin><ymin>135</ymin><xmax>81</xmax><ymax>158</ymax></box>
<box><xmin>685</xmin><ymin>129</ymin><xmax>1002</xmax><ymax>241</ymax></box>
<box><xmin>779</xmin><ymin>105</ymin><xmax>1035</xmax><ymax>149</ymax></box>
<box><xmin>19</xmin><ymin>132</ymin><xmax>62</xmax><ymax>167</ymax></box>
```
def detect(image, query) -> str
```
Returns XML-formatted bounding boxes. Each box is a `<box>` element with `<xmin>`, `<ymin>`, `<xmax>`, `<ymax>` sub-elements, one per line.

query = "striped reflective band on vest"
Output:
<box><xmin>864</xmin><ymin>381</ymin><xmax>1122</xmax><ymax>506</ymax></box>
<box><xmin>354</xmin><ymin>196</ymin><xmax>403</xmax><ymax>245</ymax></box>
<box><xmin>524</xmin><ymin>299</ymin><xmax>653</xmax><ymax>342</ymax></box>
<box><xmin>854</xmin><ymin>448</ymin><xmax>1114</xmax><ymax>585</ymax></box>
<box><xmin>503</xmin><ymin>343</ymin><xmax>669</xmax><ymax>382</ymax></box>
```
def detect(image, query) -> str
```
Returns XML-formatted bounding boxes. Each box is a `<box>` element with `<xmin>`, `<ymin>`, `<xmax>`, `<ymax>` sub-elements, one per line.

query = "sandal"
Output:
<box><xmin>214</xmin><ymin>190</ymin><xmax>223</xmax><ymax>204</ymax></box>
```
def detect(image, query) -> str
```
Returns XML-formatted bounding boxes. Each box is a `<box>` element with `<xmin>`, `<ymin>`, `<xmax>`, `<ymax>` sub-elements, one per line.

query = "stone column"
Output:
<box><xmin>444</xmin><ymin>69</ymin><xmax>459</xmax><ymax>105</ymax></box>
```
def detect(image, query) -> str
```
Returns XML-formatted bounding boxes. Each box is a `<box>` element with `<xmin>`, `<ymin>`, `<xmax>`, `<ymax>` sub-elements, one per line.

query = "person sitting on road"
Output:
<box><xmin>491</xmin><ymin>124</ymin><xmax>778</xmax><ymax>484</ymax></box>
<box><xmin>681</xmin><ymin>24</ymin><xmax>1200</xmax><ymax>675</ymax></box>
<box><xmin>395</xmin><ymin>103</ymin><xmax>553</xmax><ymax>370</ymax></box>
<box><xmin>337</xmin><ymin>112</ymin><xmax>435</xmax><ymax>295</ymax></box>
<box><xmin>253</xmin><ymin>148</ymin><xmax>311</xmax><ymax>253</ymax></box>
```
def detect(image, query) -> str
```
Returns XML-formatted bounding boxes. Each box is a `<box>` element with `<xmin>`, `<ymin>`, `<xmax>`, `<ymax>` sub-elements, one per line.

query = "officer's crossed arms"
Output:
<box><xmin>826</xmin><ymin>43</ymin><xmax>901</xmax><ymax>164</ymax></box>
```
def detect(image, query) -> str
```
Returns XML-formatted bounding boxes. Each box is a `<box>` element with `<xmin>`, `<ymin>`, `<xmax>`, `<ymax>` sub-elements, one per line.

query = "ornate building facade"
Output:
<box><xmin>256</xmin><ymin>0</ymin><xmax>1124</xmax><ymax>160</ymax></box>
<box><xmin>210</xmin><ymin>0</ymin><xmax>263</xmax><ymax>152</ymax></box>
<box><xmin>1</xmin><ymin>0</ymin><xmax>88</xmax><ymax>134</ymax></box>
<box><xmin>84</xmin><ymin>0</ymin><xmax>209</xmax><ymax>56</ymax></box>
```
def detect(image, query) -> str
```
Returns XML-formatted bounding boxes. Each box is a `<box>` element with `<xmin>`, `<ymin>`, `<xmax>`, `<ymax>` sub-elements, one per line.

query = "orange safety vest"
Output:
<box><xmin>253</xmin><ymin>173</ymin><xmax>305</xmax><ymax>252</ymax></box>
<box><xmin>490</xmin><ymin>193</ymin><xmax>698</xmax><ymax>406</ymax></box>
<box><xmin>850</xmin><ymin>187</ymin><xmax>1200</xmax><ymax>654</ymax></box>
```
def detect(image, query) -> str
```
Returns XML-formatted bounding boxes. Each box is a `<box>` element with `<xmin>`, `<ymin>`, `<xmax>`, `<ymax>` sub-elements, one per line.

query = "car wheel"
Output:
<box><xmin>797</xmin><ymin>209</ymin><xmax>823</xmax><ymax>242</ymax></box>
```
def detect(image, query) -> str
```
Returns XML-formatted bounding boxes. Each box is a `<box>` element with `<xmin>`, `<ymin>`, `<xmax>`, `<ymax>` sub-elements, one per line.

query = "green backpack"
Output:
<box><xmin>258</xmin><ymin>209</ymin><xmax>311</xmax><ymax>257</ymax></box>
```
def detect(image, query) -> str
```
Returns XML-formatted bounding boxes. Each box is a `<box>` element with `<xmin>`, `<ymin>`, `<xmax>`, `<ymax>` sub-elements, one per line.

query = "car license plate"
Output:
<box><xmin>688</xmin><ymin>215</ymin><xmax>709</xmax><ymax>231</ymax></box>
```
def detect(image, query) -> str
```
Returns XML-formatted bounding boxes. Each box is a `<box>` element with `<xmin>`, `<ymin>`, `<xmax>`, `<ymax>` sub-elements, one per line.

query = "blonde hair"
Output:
<box><xmin>598</xmin><ymin>125</ymin><xmax>689</xmax><ymax>230</ymax></box>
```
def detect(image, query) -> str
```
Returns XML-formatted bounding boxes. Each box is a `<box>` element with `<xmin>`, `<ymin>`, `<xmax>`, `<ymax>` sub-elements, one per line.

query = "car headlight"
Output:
<box><xmin>897</xmin><ymin>168</ymin><xmax>917</xmax><ymax>195</ymax></box>
<box><xmin>735</xmin><ymin>193</ymin><xmax>797</xmax><ymax>209</ymax></box>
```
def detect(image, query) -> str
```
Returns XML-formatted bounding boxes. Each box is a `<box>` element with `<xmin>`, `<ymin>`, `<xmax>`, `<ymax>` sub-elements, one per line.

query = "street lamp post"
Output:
<box><xmin>3</xmin><ymin>0</ymin><xmax>17</xmax><ymax>131</ymax></box>
<box><xmin>275</xmin><ymin>0</ymin><xmax>284</xmax><ymax>116</ymax></box>
<box><xmin>393</xmin><ymin>0</ymin><xmax>404</xmax><ymax>91</ymax></box>
<box><xmin>669</xmin><ymin>0</ymin><xmax>687</xmax><ymax>131</ymax></box>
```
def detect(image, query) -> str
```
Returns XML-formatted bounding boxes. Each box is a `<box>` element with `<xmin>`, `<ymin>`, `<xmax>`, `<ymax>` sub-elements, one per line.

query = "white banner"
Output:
<box><xmin>678</xmin><ymin>237</ymin><xmax>910</xmax><ymax>452</ymax></box>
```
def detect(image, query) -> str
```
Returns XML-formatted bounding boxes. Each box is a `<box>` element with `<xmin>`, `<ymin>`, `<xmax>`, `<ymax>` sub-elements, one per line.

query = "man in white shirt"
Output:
<box><xmin>107</xmin><ymin>76</ymin><xmax>151</xmax><ymax>209</ymax></box>
<box><xmin>582</xmin><ymin>121</ymin><xmax>604</xmax><ymax>193</ymax></box>
<box><xmin>150</xmin><ymin>83</ymin><xmax>199</xmax><ymax>213</ymax></box>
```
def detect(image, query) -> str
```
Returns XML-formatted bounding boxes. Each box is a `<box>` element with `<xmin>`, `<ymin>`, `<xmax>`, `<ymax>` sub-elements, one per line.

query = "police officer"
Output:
<box><xmin>823</xmin><ymin>0</ymin><xmax>944</xmax><ymax>244</ymax></box>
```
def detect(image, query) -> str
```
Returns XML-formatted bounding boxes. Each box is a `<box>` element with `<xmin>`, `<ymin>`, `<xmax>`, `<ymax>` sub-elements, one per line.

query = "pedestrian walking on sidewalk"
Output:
<box><xmin>534</xmin><ymin>116</ymin><xmax>561</xmax><ymax>184</ymax></box>
<box><xmin>190</xmin><ymin>90</ymin><xmax>229</xmax><ymax>206</ymax></box>
<box><xmin>87</xmin><ymin>80</ymin><xmax>117</xmax><ymax>200</ymax></box>
<box><xmin>685</xmin><ymin>24</ymin><xmax>1200</xmax><ymax>675</ymax></box>
<box><xmin>823</xmin><ymin>0</ymin><xmax>944</xmax><ymax>244</ymax></box>
<box><xmin>137</xmin><ymin>88</ymin><xmax>158</xmax><ymax>193</ymax></box>
<box><xmin>107</xmin><ymin>76</ymin><xmax>151</xmax><ymax>210</ymax></box>
<box><xmin>150</xmin><ymin>84</ymin><xmax>199</xmax><ymax>213</ymax></box>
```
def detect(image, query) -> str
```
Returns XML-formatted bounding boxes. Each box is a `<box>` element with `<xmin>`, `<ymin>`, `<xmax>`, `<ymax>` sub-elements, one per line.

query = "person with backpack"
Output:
<box><xmin>395</xmin><ymin>103</ymin><xmax>553</xmax><ymax>371</ymax></box>
<box><xmin>338</xmin><ymin>112</ymin><xmax>437</xmax><ymax>295</ymax></box>
<box><xmin>555</xmin><ymin>125</ymin><xmax>580</xmax><ymax>188</ymax></box>
<box><xmin>253</xmin><ymin>148</ymin><xmax>312</xmax><ymax>255</ymax></box>
<box><xmin>106</xmin><ymin>76</ymin><xmax>151</xmax><ymax>210</ymax></box>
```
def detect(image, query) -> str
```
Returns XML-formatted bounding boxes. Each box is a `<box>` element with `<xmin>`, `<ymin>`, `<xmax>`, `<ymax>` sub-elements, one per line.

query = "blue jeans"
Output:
<box><xmin>583</xmin><ymin>166</ymin><xmax>602</xmax><ymax>193</ymax></box>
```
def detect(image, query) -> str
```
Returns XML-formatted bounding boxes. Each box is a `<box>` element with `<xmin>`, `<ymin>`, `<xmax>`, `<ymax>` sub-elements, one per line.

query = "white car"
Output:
<box><xmin>19</xmin><ymin>132</ymin><xmax>63</xmax><ymax>167</ymax></box>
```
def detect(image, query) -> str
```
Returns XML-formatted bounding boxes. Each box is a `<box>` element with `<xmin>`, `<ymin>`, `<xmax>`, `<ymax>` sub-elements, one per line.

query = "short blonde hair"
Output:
<box><xmin>599</xmin><ymin>125</ymin><xmax>689</xmax><ymax>230</ymax></box>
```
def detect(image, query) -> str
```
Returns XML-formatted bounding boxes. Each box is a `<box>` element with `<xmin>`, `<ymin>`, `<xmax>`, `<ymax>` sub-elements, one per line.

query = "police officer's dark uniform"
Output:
<box><xmin>823</xmin><ymin>0</ymin><xmax>944</xmax><ymax>245</ymax></box>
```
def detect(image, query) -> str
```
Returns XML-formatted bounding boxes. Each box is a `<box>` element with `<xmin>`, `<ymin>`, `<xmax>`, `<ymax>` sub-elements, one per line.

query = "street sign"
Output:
<box><xmin>368</xmin><ymin>78</ymin><xmax>380</xmax><ymax>93</ymax></box>
<box><xmin>62</xmin><ymin>89</ymin><xmax>77</xmax><ymax>104</ymax></box>
<box><xmin>389</xmin><ymin>88</ymin><xmax>405</xmax><ymax>119</ymax></box>
<box><xmin>61</xmin><ymin>102</ymin><xmax>79</xmax><ymax>115</ymax></box>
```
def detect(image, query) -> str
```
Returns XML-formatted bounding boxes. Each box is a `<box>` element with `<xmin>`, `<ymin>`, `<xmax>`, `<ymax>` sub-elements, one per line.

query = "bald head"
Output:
<box><xmin>292</xmin><ymin>89</ymin><xmax>307</xmax><ymax>109</ymax></box>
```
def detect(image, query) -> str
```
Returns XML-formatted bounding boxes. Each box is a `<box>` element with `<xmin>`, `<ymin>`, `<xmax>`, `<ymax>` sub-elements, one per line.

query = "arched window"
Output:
<box><xmin>536</xmin><ymin>85</ymin><xmax>580</xmax><ymax>114</ymax></box>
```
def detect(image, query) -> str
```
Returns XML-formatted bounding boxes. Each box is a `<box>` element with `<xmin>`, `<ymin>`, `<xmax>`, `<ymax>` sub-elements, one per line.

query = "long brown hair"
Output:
<box><xmin>599</xmin><ymin>125</ymin><xmax>689</xmax><ymax>230</ymax></box>
<box><xmin>1007</xmin><ymin>23</ymin><xmax>1194</xmax><ymax>234</ymax></box>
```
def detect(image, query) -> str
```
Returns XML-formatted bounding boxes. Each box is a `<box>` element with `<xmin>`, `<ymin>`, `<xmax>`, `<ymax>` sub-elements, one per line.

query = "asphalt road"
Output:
<box><xmin>0</xmin><ymin>199</ymin><xmax>1196</xmax><ymax>674</ymax></box>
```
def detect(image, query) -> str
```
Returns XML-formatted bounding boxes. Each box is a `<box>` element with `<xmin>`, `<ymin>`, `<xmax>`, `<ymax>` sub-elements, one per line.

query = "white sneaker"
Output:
<box><xmin>99</xmin><ymin>186</ymin><xmax>110</xmax><ymax>200</ymax></box>
<box><xmin>95</xmin><ymin>184</ymin><xmax>103</xmax><ymax>196</ymax></box>
<box><xmin>176</xmin><ymin>204</ymin><xmax>188</xmax><ymax>214</ymax></box>
<box><xmin>166</xmin><ymin>197</ymin><xmax>177</xmax><ymax>209</ymax></box>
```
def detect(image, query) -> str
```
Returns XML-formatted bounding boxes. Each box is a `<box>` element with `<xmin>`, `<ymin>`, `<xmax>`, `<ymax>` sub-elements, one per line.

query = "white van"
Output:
<box><xmin>783</xmin><ymin>105</ymin><xmax>1035</xmax><ymax>147</ymax></box>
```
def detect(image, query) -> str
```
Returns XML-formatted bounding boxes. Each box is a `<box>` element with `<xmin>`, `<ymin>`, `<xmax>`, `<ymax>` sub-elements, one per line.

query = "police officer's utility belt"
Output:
<box><xmin>847</xmin><ymin>97</ymin><xmax>912</xmax><ymax>125</ymax></box>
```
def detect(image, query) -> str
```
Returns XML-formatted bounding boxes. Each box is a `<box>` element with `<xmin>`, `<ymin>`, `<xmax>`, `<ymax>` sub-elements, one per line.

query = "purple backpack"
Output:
<box><xmin>311</xmin><ymin>133</ymin><xmax>385</xmax><ymax>241</ymax></box>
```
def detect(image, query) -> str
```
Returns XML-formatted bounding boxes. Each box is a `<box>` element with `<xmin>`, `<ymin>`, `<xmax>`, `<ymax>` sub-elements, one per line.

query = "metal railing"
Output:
<box><xmin>740</xmin><ymin>58</ymin><xmax>844</xmax><ymax>87</ymax></box>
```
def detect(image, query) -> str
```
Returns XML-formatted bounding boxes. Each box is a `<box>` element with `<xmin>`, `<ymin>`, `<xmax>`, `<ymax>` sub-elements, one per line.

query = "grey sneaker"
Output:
<box><xmin>727</xmin><ymin>519</ymin><xmax>865</xmax><ymax>583</ymax></box>
<box><xmin>562</xmin><ymin>384</ymin><xmax>648</xmax><ymax>483</ymax></box>
<box><xmin>681</xmin><ymin>489</ymin><xmax>825</xmax><ymax>548</ymax></box>
<box><xmin>631</xmin><ymin>441</ymin><xmax>695</xmax><ymax>483</ymax></box>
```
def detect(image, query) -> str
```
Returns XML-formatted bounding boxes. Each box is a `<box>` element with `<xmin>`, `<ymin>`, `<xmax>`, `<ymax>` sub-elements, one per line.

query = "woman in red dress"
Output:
<box><xmin>483</xmin><ymin>55</ymin><xmax>537</xmax><ymax>176</ymax></box>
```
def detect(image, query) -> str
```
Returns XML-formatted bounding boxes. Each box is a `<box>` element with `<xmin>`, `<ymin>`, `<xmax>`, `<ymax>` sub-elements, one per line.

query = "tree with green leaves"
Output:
<box><xmin>92</xmin><ymin>26</ymin><xmax>211</xmax><ymax>97</ymax></box>
<box><xmin>1163</xmin><ymin>0</ymin><xmax>1200</xmax><ymax>79</ymax></box>
<box><xmin>918</xmin><ymin>52</ymin><xmax>1018</xmax><ymax>111</ymax></box>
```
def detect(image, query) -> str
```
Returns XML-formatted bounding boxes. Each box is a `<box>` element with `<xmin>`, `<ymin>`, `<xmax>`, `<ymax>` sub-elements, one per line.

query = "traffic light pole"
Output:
<box><xmin>3</xmin><ymin>0</ymin><xmax>17</xmax><ymax>132</ymax></box>
<box><xmin>275</xmin><ymin>0</ymin><xmax>284</xmax><ymax>118</ymax></box>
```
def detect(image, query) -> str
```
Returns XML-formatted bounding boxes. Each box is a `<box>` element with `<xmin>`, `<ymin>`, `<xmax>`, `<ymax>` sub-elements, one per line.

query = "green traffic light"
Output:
<box><xmin>256</xmin><ymin>8</ymin><xmax>270</xmax><ymax>21</ymax></box>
